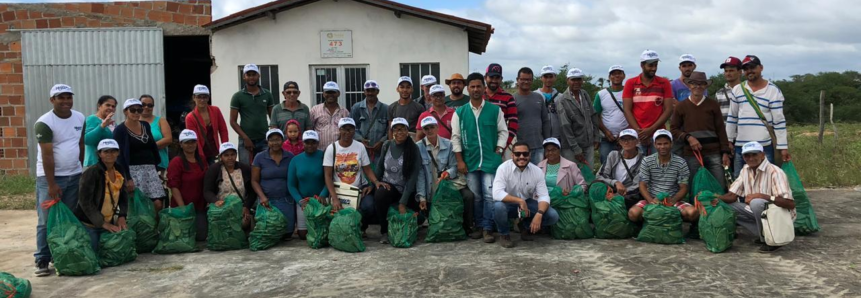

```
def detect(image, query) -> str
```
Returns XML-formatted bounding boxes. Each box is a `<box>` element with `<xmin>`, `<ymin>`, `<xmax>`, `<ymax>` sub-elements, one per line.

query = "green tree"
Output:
<box><xmin>529</xmin><ymin>64</ymin><xmax>600</xmax><ymax>96</ymax></box>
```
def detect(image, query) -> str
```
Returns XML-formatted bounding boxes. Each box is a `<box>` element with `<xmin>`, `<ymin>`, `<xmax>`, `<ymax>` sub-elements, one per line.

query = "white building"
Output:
<box><xmin>207</xmin><ymin>0</ymin><xmax>493</xmax><ymax>142</ymax></box>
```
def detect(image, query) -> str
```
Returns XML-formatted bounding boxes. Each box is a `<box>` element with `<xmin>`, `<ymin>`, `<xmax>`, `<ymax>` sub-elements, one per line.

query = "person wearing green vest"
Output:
<box><xmin>451</xmin><ymin>72</ymin><xmax>508</xmax><ymax>244</ymax></box>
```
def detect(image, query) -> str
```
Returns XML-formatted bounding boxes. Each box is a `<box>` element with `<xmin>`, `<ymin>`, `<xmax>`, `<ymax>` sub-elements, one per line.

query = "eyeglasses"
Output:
<box><xmin>284</xmin><ymin>91</ymin><xmax>299</xmax><ymax>95</ymax></box>
<box><xmin>128</xmin><ymin>108</ymin><xmax>143</xmax><ymax>114</ymax></box>
<box><xmin>512</xmin><ymin>151</ymin><xmax>530</xmax><ymax>157</ymax></box>
<box><xmin>141</xmin><ymin>103</ymin><xmax>155</xmax><ymax>108</ymax></box>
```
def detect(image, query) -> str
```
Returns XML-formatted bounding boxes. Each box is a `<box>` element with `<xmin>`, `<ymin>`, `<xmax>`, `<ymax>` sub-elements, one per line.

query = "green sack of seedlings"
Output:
<box><xmin>98</xmin><ymin>229</ymin><xmax>137</xmax><ymax>267</ymax></box>
<box><xmin>127</xmin><ymin>189</ymin><xmax>158</xmax><ymax>253</ymax></box>
<box><xmin>579</xmin><ymin>163</ymin><xmax>595</xmax><ymax>185</ymax></box>
<box><xmin>304</xmin><ymin>198</ymin><xmax>333</xmax><ymax>249</ymax></box>
<box><xmin>207</xmin><ymin>195</ymin><xmax>248</xmax><ymax>251</ymax></box>
<box><xmin>153</xmin><ymin>204</ymin><xmax>198</xmax><ymax>254</ymax></box>
<box><xmin>636</xmin><ymin>193</ymin><xmax>685</xmax><ymax>244</ymax></box>
<box><xmin>387</xmin><ymin>206</ymin><xmax>419</xmax><ymax>248</ymax></box>
<box><xmin>690</xmin><ymin>163</ymin><xmax>725</xmax><ymax>202</ymax></box>
<box><xmin>328</xmin><ymin>208</ymin><xmax>366</xmax><ymax>253</ymax></box>
<box><xmin>249</xmin><ymin>203</ymin><xmax>288</xmax><ymax>251</ymax></box>
<box><xmin>782</xmin><ymin>162</ymin><xmax>821</xmax><ymax>235</ymax></box>
<box><xmin>44</xmin><ymin>199</ymin><xmax>100</xmax><ymax>276</ymax></box>
<box><xmin>550</xmin><ymin>185</ymin><xmax>593</xmax><ymax>240</ymax></box>
<box><xmin>0</xmin><ymin>272</ymin><xmax>31</xmax><ymax>298</ymax></box>
<box><xmin>695</xmin><ymin>191</ymin><xmax>736</xmax><ymax>253</ymax></box>
<box><xmin>426</xmin><ymin>180</ymin><xmax>467</xmax><ymax>243</ymax></box>
<box><xmin>589</xmin><ymin>182</ymin><xmax>637</xmax><ymax>239</ymax></box>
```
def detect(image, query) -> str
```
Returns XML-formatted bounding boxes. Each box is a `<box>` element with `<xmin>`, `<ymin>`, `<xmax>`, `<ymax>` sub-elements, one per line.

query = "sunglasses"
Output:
<box><xmin>284</xmin><ymin>91</ymin><xmax>299</xmax><ymax>95</ymax></box>
<box><xmin>512</xmin><ymin>151</ymin><xmax>530</xmax><ymax>157</ymax></box>
<box><xmin>128</xmin><ymin>108</ymin><xmax>143</xmax><ymax>114</ymax></box>
<box><xmin>141</xmin><ymin>103</ymin><xmax>155</xmax><ymax>108</ymax></box>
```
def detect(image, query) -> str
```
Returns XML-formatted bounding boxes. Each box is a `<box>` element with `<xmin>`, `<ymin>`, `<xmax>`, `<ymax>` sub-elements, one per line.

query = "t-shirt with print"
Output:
<box><xmin>622</xmin><ymin>75</ymin><xmax>674</xmax><ymax>130</ymax></box>
<box><xmin>323</xmin><ymin>141</ymin><xmax>371</xmax><ymax>188</ymax></box>
<box><xmin>671</xmin><ymin>78</ymin><xmax>691</xmax><ymax>102</ymax></box>
<box><xmin>593</xmin><ymin>87</ymin><xmax>629</xmax><ymax>137</ymax></box>
<box><xmin>388</xmin><ymin>100</ymin><xmax>425</xmax><ymax>132</ymax></box>
<box><xmin>35</xmin><ymin>110</ymin><xmax>85</xmax><ymax>177</ymax></box>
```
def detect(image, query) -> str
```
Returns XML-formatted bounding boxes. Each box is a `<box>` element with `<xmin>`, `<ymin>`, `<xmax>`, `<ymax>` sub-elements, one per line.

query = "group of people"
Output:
<box><xmin>32</xmin><ymin>51</ymin><xmax>798</xmax><ymax>277</ymax></box>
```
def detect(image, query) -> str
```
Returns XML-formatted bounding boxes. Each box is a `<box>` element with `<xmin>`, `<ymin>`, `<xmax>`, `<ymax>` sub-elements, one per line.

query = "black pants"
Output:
<box><xmin>458</xmin><ymin>187</ymin><xmax>475</xmax><ymax>232</ymax></box>
<box><xmin>374</xmin><ymin>186</ymin><xmax>420</xmax><ymax>234</ymax></box>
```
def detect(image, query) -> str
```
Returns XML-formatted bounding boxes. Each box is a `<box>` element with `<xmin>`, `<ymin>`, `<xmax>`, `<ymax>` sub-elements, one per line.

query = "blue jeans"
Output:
<box><xmin>35</xmin><ymin>174</ymin><xmax>81</xmax><ymax>263</ymax></box>
<box><xmin>530</xmin><ymin>148</ymin><xmax>544</xmax><ymax>165</ymax></box>
<box><xmin>599</xmin><ymin>139</ymin><xmax>619</xmax><ymax>165</ymax></box>
<box><xmin>638</xmin><ymin>144</ymin><xmax>657</xmax><ymax>156</ymax></box>
<box><xmin>733</xmin><ymin>145</ymin><xmax>775</xmax><ymax>178</ymax></box>
<box><xmin>466</xmin><ymin>171</ymin><xmax>495</xmax><ymax>231</ymax></box>
<box><xmin>238</xmin><ymin>138</ymin><xmax>269</xmax><ymax>165</ymax></box>
<box><xmin>493</xmin><ymin>199</ymin><xmax>560</xmax><ymax>236</ymax></box>
<box><xmin>265</xmin><ymin>197</ymin><xmax>296</xmax><ymax>237</ymax></box>
<box><xmin>359</xmin><ymin>191</ymin><xmax>377</xmax><ymax>230</ymax></box>
<box><xmin>85</xmin><ymin>226</ymin><xmax>104</xmax><ymax>253</ymax></box>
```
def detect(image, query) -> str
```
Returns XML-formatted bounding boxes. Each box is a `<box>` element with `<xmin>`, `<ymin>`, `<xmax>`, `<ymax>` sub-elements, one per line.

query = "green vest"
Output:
<box><xmin>456</xmin><ymin>102</ymin><xmax>503</xmax><ymax>173</ymax></box>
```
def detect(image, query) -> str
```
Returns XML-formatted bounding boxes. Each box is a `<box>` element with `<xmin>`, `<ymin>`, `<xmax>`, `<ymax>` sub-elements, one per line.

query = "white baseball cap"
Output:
<box><xmin>123</xmin><ymin>98</ymin><xmax>142</xmax><ymax>110</ymax></box>
<box><xmin>302</xmin><ymin>130</ymin><xmax>320</xmax><ymax>142</ymax></box>
<box><xmin>679</xmin><ymin>54</ymin><xmax>697</xmax><ymax>65</ymax></box>
<box><xmin>542</xmin><ymin>137</ymin><xmax>561</xmax><ymax>148</ymax></box>
<box><xmin>338</xmin><ymin>117</ymin><xmax>356</xmax><ymax>128</ymax></box>
<box><xmin>97</xmin><ymin>139</ymin><xmax>119</xmax><ymax>151</ymax></box>
<box><xmin>420</xmin><ymin>116</ymin><xmax>438</xmax><ymax>128</ymax></box>
<box><xmin>179</xmin><ymin>129</ymin><xmax>198</xmax><ymax>143</ymax></box>
<box><xmin>421</xmin><ymin>75</ymin><xmax>437</xmax><ymax>86</ymax></box>
<box><xmin>391</xmin><ymin>117</ymin><xmax>409</xmax><ymax>128</ymax></box>
<box><xmin>566</xmin><ymin>68</ymin><xmax>584</xmax><ymax>79</ymax></box>
<box><xmin>219</xmin><ymin>142</ymin><xmax>238</xmax><ymax>155</ymax></box>
<box><xmin>641</xmin><ymin>50</ymin><xmax>660</xmax><ymax>63</ymax></box>
<box><xmin>192</xmin><ymin>84</ymin><xmax>210</xmax><ymax>95</ymax></box>
<box><xmin>619</xmin><ymin>129</ymin><xmax>638</xmax><ymax>139</ymax></box>
<box><xmin>266</xmin><ymin>128</ymin><xmax>284</xmax><ymax>140</ymax></box>
<box><xmin>397</xmin><ymin>76</ymin><xmax>413</xmax><ymax>86</ymax></box>
<box><xmin>741</xmin><ymin>142</ymin><xmax>765</xmax><ymax>154</ymax></box>
<box><xmin>323</xmin><ymin>81</ymin><xmax>340</xmax><ymax>92</ymax></box>
<box><xmin>540</xmin><ymin>65</ymin><xmax>556</xmax><ymax>76</ymax></box>
<box><xmin>652</xmin><ymin>129</ymin><xmax>673</xmax><ymax>143</ymax></box>
<box><xmin>429</xmin><ymin>84</ymin><xmax>445</xmax><ymax>95</ymax></box>
<box><xmin>243</xmin><ymin>64</ymin><xmax>259</xmax><ymax>74</ymax></box>
<box><xmin>363</xmin><ymin>80</ymin><xmax>380</xmax><ymax>90</ymax></box>
<box><xmin>49</xmin><ymin>84</ymin><xmax>74</xmax><ymax>97</ymax></box>
<box><xmin>608</xmin><ymin>65</ymin><xmax>625</xmax><ymax>74</ymax></box>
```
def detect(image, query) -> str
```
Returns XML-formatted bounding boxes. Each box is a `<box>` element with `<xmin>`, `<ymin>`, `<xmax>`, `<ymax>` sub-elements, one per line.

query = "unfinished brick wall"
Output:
<box><xmin>0</xmin><ymin>1</ymin><xmax>211</xmax><ymax>176</ymax></box>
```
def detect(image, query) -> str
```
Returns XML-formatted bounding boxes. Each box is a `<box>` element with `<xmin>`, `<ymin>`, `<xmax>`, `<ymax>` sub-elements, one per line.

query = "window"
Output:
<box><xmin>237</xmin><ymin>65</ymin><xmax>280</xmax><ymax>95</ymax></box>
<box><xmin>400</xmin><ymin>63</ymin><xmax>440</xmax><ymax>99</ymax></box>
<box><xmin>310</xmin><ymin>65</ymin><xmax>369</xmax><ymax>107</ymax></box>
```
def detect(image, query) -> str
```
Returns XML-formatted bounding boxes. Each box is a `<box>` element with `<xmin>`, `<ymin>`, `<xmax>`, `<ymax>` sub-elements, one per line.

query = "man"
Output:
<box><xmin>351</xmin><ymin>80</ymin><xmax>389</xmax><ymax>163</ymax></box>
<box><xmin>491</xmin><ymin>141</ymin><xmax>560</xmax><ymax>248</ymax></box>
<box><xmin>714</xmin><ymin>56</ymin><xmax>743</xmax><ymax>120</ymax></box>
<box><xmin>536</xmin><ymin>65</ymin><xmax>561</xmax><ymax>139</ymax></box>
<box><xmin>34</xmin><ymin>84</ymin><xmax>86</xmax><ymax>276</ymax></box>
<box><xmin>230</xmin><ymin>64</ymin><xmax>275</xmax><ymax>164</ymax></box>
<box><xmin>726</xmin><ymin>55</ymin><xmax>790</xmax><ymax>178</ymax></box>
<box><xmin>483</xmin><ymin>63</ymin><xmax>519</xmax><ymax>151</ymax></box>
<box><xmin>416</xmin><ymin>74</ymin><xmax>437</xmax><ymax>109</ymax></box>
<box><xmin>451</xmin><ymin>72</ymin><xmax>508</xmax><ymax>243</ymax></box>
<box><xmin>670</xmin><ymin>71</ymin><xmax>732</xmax><ymax>191</ymax></box>
<box><xmin>416</xmin><ymin>84</ymin><xmax>455</xmax><ymax>140</ymax></box>
<box><xmin>628</xmin><ymin>129</ymin><xmax>698</xmax><ymax>224</ymax></box>
<box><xmin>388</xmin><ymin>76</ymin><xmax>425</xmax><ymax>140</ymax></box>
<box><xmin>555</xmin><ymin>68</ymin><xmax>600</xmax><ymax>167</ymax></box>
<box><xmin>671</xmin><ymin>54</ymin><xmax>697</xmax><ymax>102</ymax></box>
<box><xmin>310</xmin><ymin>81</ymin><xmax>350</xmax><ymax>149</ymax></box>
<box><xmin>270</xmin><ymin>81</ymin><xmax>312</xmax><ymax>132</ymax></box>
<box><xmin>714</xmin><ymin>142</ymin><xmax>796</xmax><ymax>252</ymax></box>
<box><xmin>596</xmin><ymin>129</ymin><xmax>643</xmax><ymax>209</ymax></box>
<box><xmin>444</xmin><ymin>73</ymin><xmax>470</xmax><ymax>108</ymax></box>
<box><xmin>593</xmin><ymin>65</ymin><xmax>629</xmax><ymax>164</ymax></box>
<box><xmin>623</xmin><ymin>50</ymin><xmax>676</xmax><ymax>155</ymax></box>
<box><xmin>513</xmin><ymin>67</ymin><xmax>551</xmax><ymax>164</ymax></box>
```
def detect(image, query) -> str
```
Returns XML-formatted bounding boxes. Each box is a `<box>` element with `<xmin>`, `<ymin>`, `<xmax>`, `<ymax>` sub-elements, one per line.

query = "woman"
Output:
<box><xmin>287</xmin><ymin>131</ymin><xmax>329</xmax><ymax>240</ymax></box>
<box><xmin>113</xmin><ymin>99</ymin><xmax>166</xmax><ymax>210</ymax></box>
<box><xmin>596</xmin><ymin>129</ymin><xmax>643</xmax><ymax>209</ymax></box>
<box><xmin>185</xmin><ymin>85</ymin><xmax>228</xmax><ymax>165</ymax></box>
<box><xmin>373</xmin><ymin>118</ymin><xmax>422</xmax><ymax>244</ymax></box>
<box><xmin>251</xmin><ymin>128</ymin><xmax>296</xmax><ymax>240</ymax></box>
<box><xmin>139</xmin><ymin>95</ymin><xmax>172</xmax><ymax>171</ymax></box>
<box><xmin>167</xmin><ymin>129</ymin><xmax>209</xmax><ymax>241</ymax></box>
<box><xmin>537</xmin><ymin>138</ymin><xmax>587</xmax><ymax>194</ymax></box>
<box><xmin>75</xmin><ymin>139</ymin><xmax>129</xmax><ymax>252</ymax></box>
<box><xmin>203</xmin><ymin>142</ymin><xmax>256</xmax><ymax>231</ymax></box>
<box><xmin>83</xmin><ymin>96</ymin><xmax>118</xmax><ymax>167</ymax></box>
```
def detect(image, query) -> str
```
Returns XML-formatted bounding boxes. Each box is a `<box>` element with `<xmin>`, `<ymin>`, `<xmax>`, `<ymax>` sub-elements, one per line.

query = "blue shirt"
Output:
<box><xmin>252</xmin><ymin>150</ymin><xmax>294</xmax><ymax>199</ymax></box>
<box><xmin>671</xmin><ymin>78</ymin><xmax>690</xmax><ymax>102</ymax></box>
<box><xmin>351</xmin><ymin>99</ymin><xmax>389</xmax><ymax>145</ymax></box>
<box><xmin>287</xmin><ymin>150</ymin><xmax>329</xmax><ymax>203</ymax></box>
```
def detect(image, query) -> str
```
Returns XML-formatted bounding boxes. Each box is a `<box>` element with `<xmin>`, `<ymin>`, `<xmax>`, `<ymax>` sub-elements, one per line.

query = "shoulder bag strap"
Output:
<box><xmin>607</xmin><ymin>89</ymin><xmax>624</xmax><ymax>111</ymax></box>
<box><xmin>618</xmin><ymin>151</ymin><xmax>636</xmax><ymax>182</ymax></box>
<box><xmin>225</xmin><ymin>167</ymin><xmax>245</xmax><ymax>203</ymax></box>
<box><xmin>431</xmin><ymin>112</ymin><xmax>451</xmax><ymax>133</ymax></box>
<box><xmin>740</xmin><ymin>82</ymin><xmax>780</xmax><ymax>164</ymax></box>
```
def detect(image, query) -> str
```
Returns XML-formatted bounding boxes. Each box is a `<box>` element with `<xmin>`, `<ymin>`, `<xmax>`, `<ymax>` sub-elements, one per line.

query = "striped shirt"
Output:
<box><xmin>484</xmin><ymin>90</ymin><xmax>519</xmax><ymax>148</ymax></box>
<box><xmin>638</xmin><ymin>154</ymin><xmax>690</xmax><ymax>198</ymax></box>
<box><xmin>310</xmin><ymin>103</ymin><xmax>350</xmax><ymax>149</ymax></box>
<box><xmin>726</xmin><ymin>81</ymin><xmax>788</xmax><ymax>149</ymax></box>
<box><xmin>713</xmin><ymin>83</ymin><xmax>735</xmax><ymax>120</ymax></box>
<box><xmin>729</xmin><ymin>158</ymin><xmax>796</xmax><ymax>219</ymax></box>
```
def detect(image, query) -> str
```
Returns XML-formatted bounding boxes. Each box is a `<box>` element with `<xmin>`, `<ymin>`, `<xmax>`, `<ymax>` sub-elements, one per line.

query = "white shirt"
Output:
<box><xmin>322</xmin><ymin>141</ymin><xmax>371</xmax><ymax>188</ymax></box>
<box><xmin>450</xmin><ymin>100</ymin><xmax>508</xmax><ymax>153</ymax></box>
<box><xmin>596</xmin><ymin>88</ymin><xmax>628</xmax><ymax>136</ymax></box>
<box><xmin>35</xmin><ymin>110</ymin><xmax>85</xmax><ymax>177</ymax></box>
<box><xmin>492</xmin><ymin>160</ymin><xmax>551</xmax><ymax>203</ymax></box>
<box><xmin>614</xmin><ymin>155</ymin><xmax>639</xmax><ymax>185</ymax></box>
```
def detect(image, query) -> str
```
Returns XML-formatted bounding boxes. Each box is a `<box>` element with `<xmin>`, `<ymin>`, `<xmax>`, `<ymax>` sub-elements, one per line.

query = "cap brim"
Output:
<box><xmin>444</xmin><ymin>79</ymin><xmax>464</xmax><ymax>85</ymax></box>
<box><xmin>486</xmin><ymin>72</ymin><xmax>502</xmax><ymax>77</ymax></box>
<box><xmin>642</xmin><ymin>59</ymin><xmax>660</xmax><ymax>63</ymax></box>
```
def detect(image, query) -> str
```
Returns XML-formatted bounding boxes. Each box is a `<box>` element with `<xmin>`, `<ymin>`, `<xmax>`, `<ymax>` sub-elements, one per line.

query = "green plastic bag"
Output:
<box><xmin>782</xmin><ymin>162</ymin><xmax>821</xmax><ymax>235</ymax></box>
<box><xmin>579</xmin><ymin>163</ymin><xmax>595</xmax><ymax>185</ymax></box>
<box><xmin>550</xmin><ymin>185</ymin><xmax>593</xmax><ymax>239</ymax></box>
<box><xmin>690</xmin><ymin>153</ymin><xmax>725</xmax><ymax>202</ymax></box>
<box><xmin>249</xmin><ymin>203</ymin><xmax>288</xmax><ymax>251</ymax></box>
<box><xmin>304</xmin><ymin>199</ymin><xmax>333</xmax><ymax>249</ymax></box>
<box><xmin>153</xmin><ymin>204</ymin><xmax>198</xmax><ymax>254</ymax></box>
<box><xmin>636</xmin><ymin>193</ymin><xmax>685</xmax><ymax>244</ymax></box>
<box><xmin>328</xmin><ymin>208</ymin><xmax>366</xmax><ymax>253</ymax></box>
<box><xmin>127</xmin><ymin>189</ymin><xmax>158</xmax><ymax>253</ymax></box>
<box><xmin>426</xmin><ymin>180</ymin><xmax>467</xmax><ymax>242</ymax></box>
<box><xmin>98</xmin><ymin>229</ymin><xmax>138</xmax><ymax>267</ymax></box>
<box><xmin>207</xmin><ymin>195</ymin><xmax>248</xmax><ymax>251</ymax></box>
<box><xmin>44</xmin><ymin>199</ymin><xmax>100</xmax><ymax>276</ymax></box>
<box><xmin>589</xmin><ymin>182</ymin><xmax>637</xmax><ymax>239</ymax></box>
<box><xmin>387</xmin><ymin>206</ymin><xmax>419</xmax><ymax>248</ymax></box>
<box><xmin>0</xmin><ymin>272</ymin><xmax>31</xmax><ymax>298</ymax></box>
<box><xmin>695</xmin><ymin>191</ymin><xmax>736</xmax><ymax>253</ymax></box>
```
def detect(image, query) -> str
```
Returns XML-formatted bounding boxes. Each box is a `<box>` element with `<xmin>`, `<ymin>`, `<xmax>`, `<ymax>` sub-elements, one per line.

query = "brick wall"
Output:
<box><xmin>0</xmin><ymin>1</ymin><xmax>211</xmax><ymax>176</ymax></box>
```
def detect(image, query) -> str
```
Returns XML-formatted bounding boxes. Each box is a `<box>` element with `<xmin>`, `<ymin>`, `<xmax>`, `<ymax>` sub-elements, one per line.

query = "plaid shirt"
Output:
<box><xmin>729</xmin><ymin>158</ymin><xmax>796</xmax><ymax>219</ymax></box>
<box><xmin>310</xmin><ymin>103</ymin><xmax>350</xmax><ymax>149</ymax></box>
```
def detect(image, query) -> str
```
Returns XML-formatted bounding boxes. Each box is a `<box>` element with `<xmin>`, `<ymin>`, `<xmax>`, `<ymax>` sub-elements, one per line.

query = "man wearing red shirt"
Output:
<box><xmin>416</xmin><ymin>84</ymin><xmax>455</xmax><ymax>140</ymax></box>
<box><xmin>623</xmin><ymin>50</ymin><xmax>675</xmax><ymax>155</ymax></box>
<box><xmin>483</xmin><ymin>63</ymin><xmax>519</xmax><ymax>152</ymax></box>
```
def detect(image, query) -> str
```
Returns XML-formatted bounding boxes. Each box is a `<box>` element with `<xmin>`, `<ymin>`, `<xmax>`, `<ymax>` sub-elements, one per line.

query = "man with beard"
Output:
<box><xmin>671</xmin><ymin>54</ymin><xmax>697</xmax><ymax>102</ymax></box>
<box><xmin>536</xmin><ymin>65</ymin><xmax>561</xmax><ymax>139</ymax></box>
<box><xmin>513</xmin><ymin>67</ymin><xmax>551</xmax><ymax>164</ymax></box>
<box><xmin>310</xmin><ymin>81</ymin><xmax>350</xmax><ymax>149</ymax></box>
<box><xmin>623</xmin><ymin>50</ymin><xmax>675</xmax><ymax>155</ymax></box>
<box><xmin>389</xmin><ymin>76</ymin><xmax>425</xmax><ymax>140</ymax></box>
<box><xmin>230</xmin><ymin>64</ymin><xmax>276</xmax><ymax>164</ymax></box>
<box><xmin>555</xmin><ymin>68</ymin><xmax>600</xmax><ymax>167</ymax></box>
<box><xmin>416</xmin><ymin>75</ymin><xmax>437</xmax><ymax>109</ymax></box>
<box><xmin>593</xmin><ymin>65</ymin><xmax>629</xmax><ymax>164</ymax></box>
<box><xmin>444</xmin><ymin>73</ymin><xmax>470</xmax><ymax>108</ymax></box>
<box><xmin>483</xmin><ymin>63</ymin><xmax>519</xmax><ymax>152</ymax></box>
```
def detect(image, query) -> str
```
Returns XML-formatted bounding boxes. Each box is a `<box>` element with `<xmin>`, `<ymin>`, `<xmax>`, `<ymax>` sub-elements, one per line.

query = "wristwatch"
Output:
<box><xmin>769</xmin><ymin>196</ymin><xmax>776</xmax><ymax>202</ymax></box>
<box><xmin>537</xmin><ymin>210</ymin><xmax>545</xmax><ymax>215</ymax></box>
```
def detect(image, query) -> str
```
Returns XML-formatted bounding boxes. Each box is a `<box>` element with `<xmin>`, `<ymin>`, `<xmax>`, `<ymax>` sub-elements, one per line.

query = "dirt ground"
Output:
<box><xmin>1</xmin><ymin>189</ymin><xmax>859</xmax><ymax>297</ymax></box>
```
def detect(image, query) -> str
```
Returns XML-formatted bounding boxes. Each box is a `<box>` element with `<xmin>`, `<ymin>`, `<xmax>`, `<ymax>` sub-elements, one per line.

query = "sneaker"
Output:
<box><xmin>500</xmin><ymin>235</ymin><xmax>515</xmax><ymax>248</ymax></box>
<box><xmin>469</xmin><ymin>229</ymin><xmax>483</xmax><ymax>240</ymax></box>
<box><xmin>759</xmin><ymin>244</ymin><xmax>781</xmax><ymax>253</ymax></box>
<box><xmin>380</xmin><ymin>234</ymin><xmax>390</xmax><ymax>244</ymax></box>
<box><xmin>753</xmin><ymin>239</ymin><xmax>765</xmax><ymax>245</ymax></box>
<box><xmin>35</xmin><ymin>260</ymin><xmax>50</xmax><ymax>277</ymax></box>
<box><xmin>520</xmin><ymin>230</ymin><xmax>534</xmax><ymax>241</ymax></box>
<box><xmin>482</xmin><ymin>230</ymin><xmax>495</xmax><ymax>243</ymax></box>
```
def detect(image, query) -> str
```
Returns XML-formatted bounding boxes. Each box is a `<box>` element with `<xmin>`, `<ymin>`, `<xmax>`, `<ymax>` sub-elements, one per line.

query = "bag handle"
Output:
<box><xmin>692</xmin><ymin>150</ymin><xmax>704</xmax><ymax>167</ymax></box>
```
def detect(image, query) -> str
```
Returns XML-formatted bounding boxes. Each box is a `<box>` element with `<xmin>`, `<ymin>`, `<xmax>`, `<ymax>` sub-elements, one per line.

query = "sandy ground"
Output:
<box><xmin>1</xmin><ymin>189</ymin><xmax>860</xmax><ymax>297</ymax></box>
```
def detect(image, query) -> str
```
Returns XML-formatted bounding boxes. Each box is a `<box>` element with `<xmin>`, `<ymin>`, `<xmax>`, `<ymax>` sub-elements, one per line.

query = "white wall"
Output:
<box><xmin>211</xmin><ymin>0</ymin><xmax>470</xmax><ymax>143</ymax></box>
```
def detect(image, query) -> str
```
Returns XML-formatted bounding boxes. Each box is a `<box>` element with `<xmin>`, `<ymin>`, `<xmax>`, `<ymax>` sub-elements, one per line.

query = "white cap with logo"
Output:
<box><xmin>219</xmin><ymin>142</ymin><xmax>238</xmax><ymax>155</ymax></box>
<box><xmin>265</xmin><ymin>128</ymin><xmax>284</xmax><ymax>140</ymax></box>
<box><xmin>323</xmin><ymin>81</ymin><xmax>340</xmax><ymax>92</ymax></box>
<box><xmin>566</xmin><ymin>68</ymin><xmax>584</xmax><ymax>79</ymax></box>
<box><xmin>421</xmin><ymin>75</ymin><xmax>437</xmax><ymax>86</ymax></box>
<box><xmin>123</xmin><ymin>98</ymin><xmax>142</xmax><ymax>110</ymax></box>
<box><xmin>679</xmin><ymin>54</ymin><xmax>696</xmax><ymax>64</ymax></box>
<box><xmin>608</xmin><ymin>65</ymin><xmax>625</xmax><ymax>74</ymax></box>
<box><xmin>429</xmin><ymin>84</ymin><xmax>445</xmax><ymax>95</ymax></box>
<box><xmin>338</xmin><ymin>117</ymin><xmax>356</xmax><ymax>128</ymax></box>
<box><xmin>641</xmin><ymin>50</ymin><xmax>661</xmax><ymax>63</ymax></box>
<box><xmin>302</xmin><ymin>130</ymin><xmax>320</xmax><ymax>142</ymax></box>
<box><xmin>179</xmin><ymin>129</ymin><xmax>198</xmax><ymax>143</ymax></box>
<box><xmin>243</xmin><ymin>64</ymin><xmax>259</xmax><ymax>74</ymax></box>
<box><xmin>540</xmin><ymin>65</ymin><xmax>556</xmax><ymax>76</ymax></box>
<box><xmin>420</xmin><ymin>116</ymin><xmax>438</xmax><ymax>128</ymax></box>
<box><xmin>193</xmin><ymin>84</ymin><xmax>210</xmax><ymax>95</ymax></box>
<box><xmin>391</xmin><ymin>117</ymin><xmax>409</xmax><ymax>128</ymax></box>
<box><xmin>741</xmin><ymin>141</ymin><xmax>765</xmax><ymax>154</ymax></box>
<box><xmin>652</xmin><ymin>129</ymin><xmax>673</xmax><ymax>143</ymax></box>
<box><xmin>542</xmin><ymin>137</ymin><xmax>561</xmax><ymax>148</ymax></box>
<box><xmin>397</xmin><ymin>76</ymin><xmax>412</xmax><ymax>86</ymax></box>
<box><xmin>97</xmin><ymin>139</ymin><xmax>120</xmax><ymax>151</ymax></box>
<box><xmin>363</xmin><ymin>80</ymin><xmax>379</xmax><ymax>90</ymax></box>
<box><xmin>619</xmin><ymin>129</ymin><xmax>638</xmax><ymax>139</ymax></box>
<box><xmin>50</xmin><ymin>84</ymin><xmax>74</xmax><ymax>97</ymax></box>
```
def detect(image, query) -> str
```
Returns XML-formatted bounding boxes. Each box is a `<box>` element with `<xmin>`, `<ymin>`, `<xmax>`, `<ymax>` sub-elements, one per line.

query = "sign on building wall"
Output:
<box><xmin>320</xmin><ymin>30</ymin><xmax>353</xmax><ymax>58</ymax></box>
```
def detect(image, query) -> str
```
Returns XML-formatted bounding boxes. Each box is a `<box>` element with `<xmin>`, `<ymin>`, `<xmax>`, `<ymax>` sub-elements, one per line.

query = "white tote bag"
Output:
<box><xmin>760</xmin><ymin>203</ymin><xmax>795</xmax><ymax>246</ymax></box>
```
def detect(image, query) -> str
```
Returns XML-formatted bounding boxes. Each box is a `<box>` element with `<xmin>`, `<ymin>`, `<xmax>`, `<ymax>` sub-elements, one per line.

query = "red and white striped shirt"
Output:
<box><xmin>729</xmin><ymin>159</ymin><xmax>796</xmax><ymax>219</ymax></box>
